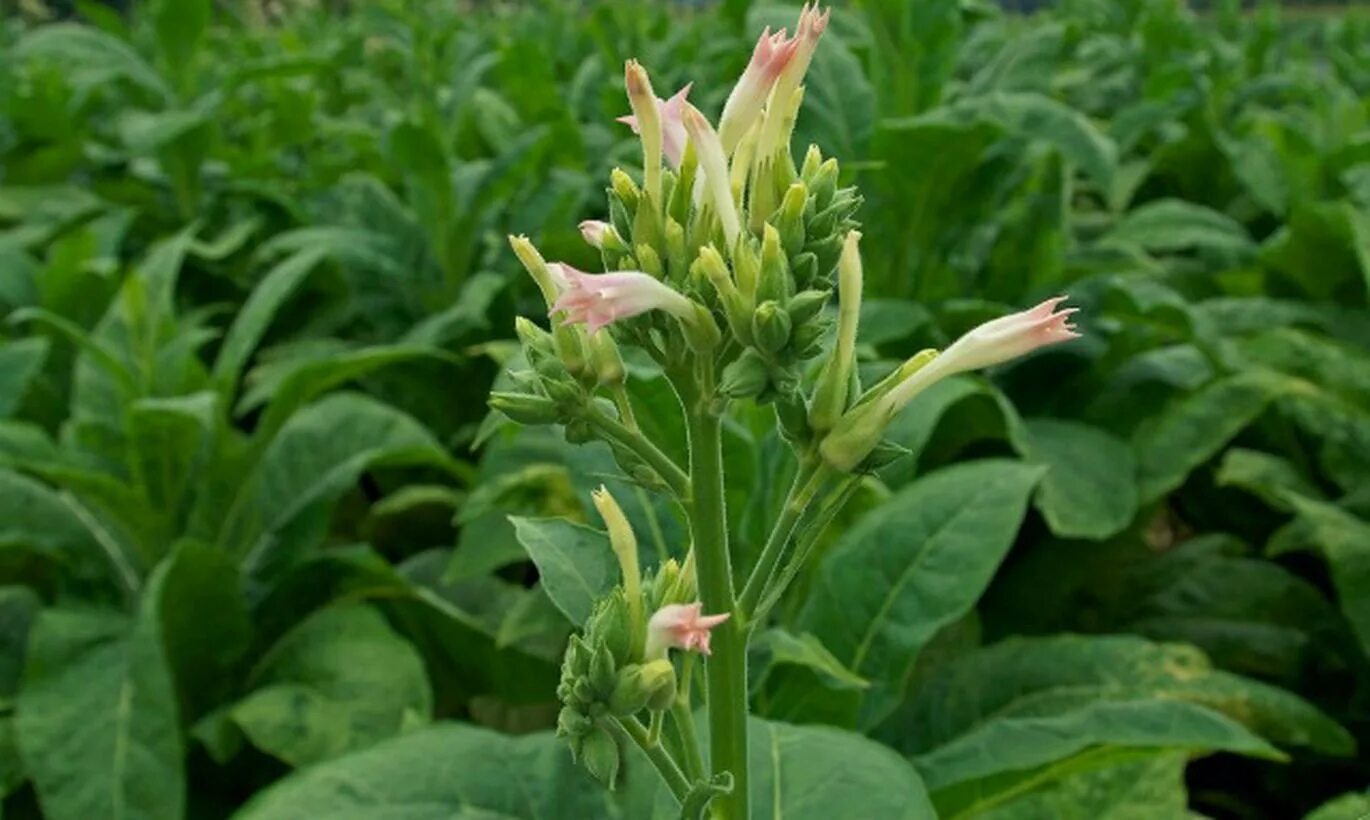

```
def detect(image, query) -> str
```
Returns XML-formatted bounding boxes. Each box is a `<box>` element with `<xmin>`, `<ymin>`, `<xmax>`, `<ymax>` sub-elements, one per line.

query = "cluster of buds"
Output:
<box><xmin>500</xmin><ymin>4</ymin><xmax>1082</xmax><ymax>793</ymax></box>
<box><xmin>555</xmin><ymin>488</ymin><xmax>728</xmax><ymax>788</ymax></box>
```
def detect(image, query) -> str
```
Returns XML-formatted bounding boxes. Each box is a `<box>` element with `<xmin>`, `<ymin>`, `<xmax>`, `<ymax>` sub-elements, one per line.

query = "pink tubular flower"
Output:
<box><xmin>549</xmin><ymin>264</ymin><xmax>696</xmax><ymax>334</ymax></box>
<box><xmin>881</xmin><ymin>296</ymin><xmax>1080</xmax><ymax>414</ymax></box>
<box><xmin>646</xmin><ymin>603</ymin><xmax>731</xmax><ymax>658</ymax></box>
<box><xmin>617</xmin><ymin>84</ymin><xmax>692</xmax><ymax>170</ymax></box>
<box><xmin>579</xmin><ymin>219</ymin><xmax>611</xmax><ymax>249</ymax></box>
<box><xmin>718</xmin><ymin>27</ymin><xmax>799</xmax><ymax>153</ymax></box>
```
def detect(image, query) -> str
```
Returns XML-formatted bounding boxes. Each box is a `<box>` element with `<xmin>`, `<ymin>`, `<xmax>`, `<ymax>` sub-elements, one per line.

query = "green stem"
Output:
<box><xmin>681</xmin><ymin>366</ymin><xmax>749</xmax><ymax>820</ymax></box>
<box><xmin>753</xmin><ymin>476</ymin><xmax>860</xmax><ymax>627</ymax></box>
<box><xmin>671</xmin><ymin>698</ymin><xmax>706</xmax><ymax>782</ymax></box>
<box><xmin>585</xmin><ymin>404</ymin><xmax>691</xmax><ymax>499</ymax></box>
<box><xmin>613</xmin><ymin>716</ymin><xmax>691</xmax><ymax>804</ymax></box>
<box><xmin>736</xmin><ymin>460</ymin><xmax>827</xmax><ymax>623</ymax></box>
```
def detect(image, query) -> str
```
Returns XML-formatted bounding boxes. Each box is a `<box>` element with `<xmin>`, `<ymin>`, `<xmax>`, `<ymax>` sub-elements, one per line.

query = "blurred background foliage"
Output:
<box><xmin>0</xmin><ymin>0</ymin><xmax>1368</xmax><ymax>818</ymax></box>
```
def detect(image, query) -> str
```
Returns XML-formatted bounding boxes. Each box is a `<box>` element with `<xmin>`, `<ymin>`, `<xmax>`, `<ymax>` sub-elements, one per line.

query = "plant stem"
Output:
<box><xmin>681</xmin><ymin>364</ymin><xmax>749</xmax><ymax>820</ymax></box>
<box><xmin>585</xmin><ymin>404</ymin><xmax>691</xmax><ymax>499</ymax></box>
<box><xmin>753</xmin><ymin>476</ymin><xmax>861</xmax><ymax>627</ymax></box>
<box><xmin>736</xmin><ymin>460</ymin><xmax>827</xmax><ymax>623</ymax></box>
<box><xmin>671</xmin><ymin>698</ymin><xmax>706</xmax><ymax>782</ymax></box>
<box><xmin>613</xmin><ymin>716</ymin><xmax>691</xmax><ymax>804</ymax></box>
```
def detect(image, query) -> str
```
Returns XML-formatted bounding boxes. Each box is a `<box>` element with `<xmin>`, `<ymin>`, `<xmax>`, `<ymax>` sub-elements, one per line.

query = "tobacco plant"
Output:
<box><xmin>494</xmin><ymin>7</ymin><xmax>1079</xmax><ymax>816</ymax></box>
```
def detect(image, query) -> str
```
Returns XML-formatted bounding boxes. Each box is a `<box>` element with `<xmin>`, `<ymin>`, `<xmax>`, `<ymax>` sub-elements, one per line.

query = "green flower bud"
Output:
<box><xmin>585</xmin><ymin>589</ymin><xmax>633</xmax><ymax>666</ymax></box>
<box><xmin>553</xmin><ymin>324</ymin><xmax>590</xmax><ymax>380</ymax></box>
<box><xmin>579</xmin><ymin>726</ymin><xmax>620</xmax><ymax>789</ymax></box>
<box><xmin>589</xmin><ymin>332</ymin><xmax>626</xmax><ymax>388</ymax></box>
<box><xmin>696</xmin><ymin>246</ymin><xmax>753</xmax><ymax>344</ymax></box>
<box><xmin>791</xmin><ymin>251</ymin><xmax>820</xmax><ymax>289</ymax></box>
<box><xmin>591</xmin><ymin>487</ymin><xmax>643</xmax><ymax>651</ymax></box>
<box><xmin>810</xmin><ymin>157</ymin><xmax>839</xmax><ymax>211</ymax></box>
<box><xmin>589</xmin><ymin>643</ymin><xmax>617</xmax><ymax>698</ymax></box>
<box><xmin>648</xmin><ymin>557</ymin><xmax>695</xmax><ymax>609</ymax></box>
<box><xmin>800</xmin><ymin>144</ymin><xmax>824</xmax><ymax>183</ymax></box>
<box><xmin>775</xmin><ymin>182</ymin><xmax>808</xmax><ymax>257</ymax></box>
<box><xmin>541</xmin><ymin>375</ymin><xmax>583</xmax><ymax>408</ymax></box>
<box><xmin>719</xmin><ymin>348</ymin><xmax>770</xmax><ymax>399</ymax></box>
<box><xmin>515</xmin><ymin>316</ymin><xmax>555</xmax><ymax>358</ymax></box>
<box><xmin>557</xmin><ymin>706</ymin><xmax>592</xmax><ymax>738</ymax></box>
<box><xmin>665</xmin><ymin>218</ymin><xmax>687</xmax><ymax>282</ymax></box>
<box><xmin>489</xmin><ymin>392</ymin><xmax>560</xmax><ymax>425</ymax></box>
<box><xmin>758</xmin><ymin>224</ymin><xmax>791</xmax><ymax>303</ymax></box>
<box><xmin>668</xmin><ymin>141</ymin><xmax>698</xmax><ymax>227</ymax></box>
<box><xmin>809</xmin><ymin>231</ymin><xmax>863</xmax><ymax>434</ymax></box>
<box><xmin>790</xmin><ymin>319</ymin><xmax>828</xmax><ymax>358</ymax></box>
<box><xmin>732</xmin><ymin>234</ymin><xmax>761</xmax><ymax>303</ymax></box>
<box><xmin>786</xmin><ymin>289</ymin><xmax>830</xmax><ymax>325</ymax></box>
<box><xmin>681</xmin><ymin>302</ymin><xmax>723</xmax><ymax>353</ymax></box>
<box><xmin>607</xmin><ymin>659</ymin><xmax>677</xmax><ymax>716</ymax></box>
<box><xmin>752</xmin><ymin>300</ymin><xmax>792</xmax><ymax>354</ymax></box>
<box><xmin>610</xmin><ymin>167</ymin><xmax>640</xmax><ymax>213</ymax></box>
<box><xmin>509</xmin><ymin>235</ymin><xmax>561</xmax><ymax>307</ymax></box>
<box><xmin>564</xmin><ymin>417</ymin><xmax>594</xmax><ymax>444</ymax></box>
<box><xmin>635</xmin><ymin>243</ymin><xmax>664</xmax><ymax>278</ymax></box>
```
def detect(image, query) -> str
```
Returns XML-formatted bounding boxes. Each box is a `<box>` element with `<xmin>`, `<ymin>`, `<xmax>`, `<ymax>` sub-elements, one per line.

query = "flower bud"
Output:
<box><xmin>808</xmin><ymin>231</ymin><xmax>863</xmax><ymax>433</ymax></box>
<box><xmin>610</xmin><ymin>167</ymin><xmax>640</xmax><ymax>214</ymax></box>
<box><xmin>585</xmin><ymin>589</ymin><xmax>633</xmax><ymax>666</ymax></box>
<box><xmin>775</xmin><ymin>182</ymin><xmax>808</xmax><ymax>257</ymax></box>
<box><xmin>589</xmin><ymin>332</ymin><xmax>626</xmax><ymax>388</ymax></box>
<box><xmin>509</xmin><ymin>235</ymin><xmax>564</xmax><ymax>307</ymax></box>
<box><xmin>682</xmin><ymin>104</ymin><xmax>741</xmax><ymax>250</ymax></box>
<box><xmin>800</xmin><ymin>144</ymin><xmax>823</xmax><ymax>182</ymax></box>
<box><xmin>579</xmin><ymin>726</ymin><xmax>620</xmax><ymax>789</ymax></box>
<box><xmin>557</xmin><ymin>706</ymin><xmax>592</xmax><ymax>738</ymax></box>
<box><xmin>608</xmin><ymin>659</ymin><xmax>677</xmax><ymax>716</ymax></box>
<box><xmin>681</xmin><ymin>302</ymin><xmax>723</xmax><ymax>353</ymax></box>
<box><xmin>719</xmin><ymin>348</ymin><xmax>770</xmax><ymax>399</ymax></box>
<box><xmin>591</xmin><ymin>486</ymin><xmax>643</xmax><ymax>652</ymax></box>
<box><xmin>809</xmin><ymin>157</ymin><xmax>839</xmax><ymax>211</ymax></box>
<box><xmin>489</xmin><ymin>392</ymin><xmax>561</xmax><ymax>426</ymax></box>
<box><xmin>758</xmin><ymin>223</ymin><xmax>791</xmax><ymax>303</ymax></box>
<box><xmin>664</xmin><ymin>218</ymin><xmax>687</xmax><ymax>281</ymax></box>
<box><xmin>648</xmin><ymin>557</ymin><xmax>695</xmax><ymax>610</ymax></box>
<box><xmin>514</xmin><ymin>316</ymin><xmax>556</xmax><ymax>363</ymax></box>
<box><xmin>790</xmin><ymin>251</ymin><xmax>819</xmax><ymax>289</ymax></box>
<box><xmin>624</xmin><ymin>60</ymin><xmax>664</xmax><ymax>206</ymax></box>
<box><xmin>752</xmin><ymin>300</ymin><xmax>792</xmax><ymax>354</ymax></box>
<box><xmin>786</xmin><ymin>289</ymin><xmax>830</xmax><ymax>325</ymax></box>
<box><xmin>634</xmin><ymin>243</ymin><xmax>664</xmax><ymax>278</ymax></box>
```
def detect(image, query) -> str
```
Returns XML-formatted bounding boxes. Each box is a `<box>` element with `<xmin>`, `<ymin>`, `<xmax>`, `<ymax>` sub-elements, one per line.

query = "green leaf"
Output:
<box><xmin>743</xmin><ymin>718</ymin><xmax>937</xmax><ymax>820</ymax></box>
<box><xmin>0</xmin><ymin>338</ymin><xmax>49</xmax><ymax>418</ymax></box>
<box><xmin>973</xmin><ymin>751</ymin><xmax>1190</xmax><ymax>820</ymax></box>
<box><xmin>231</xmin><ymin>723</ymin><xmax>654</xmax><ymax>820</ymax></box>
<box><xmin>749</xmin><ymin>628</ymin><xmax>869</xmax><ymax>693</ymax></box>
<box><xmin>800</xmin><ymin>460</ymin><xmax>1045</xmax><ymax>725</ymax></box>
<box><xmin>1020</xmin><ymin>419</ymin><xmax>1137</xmax><ymax>540</ymax></box>
<box><xmin>915</xmin><ymin>700</ymin><xmax>1277</xmax><ymax>808</ymax></box>
<box><xmin>510</xmin><ymin>516</ymin><xmax>615</xmax><ymax>627</ymax></box>
<box><xmin>126</xmin><ymin>392</ymin><xmax>218</xmax><ymax>517</ymax></box>
<box><xmin>150</xmin><ymin>0</ymin><xmax>210</xmax><ymax>76</ymax></box>
<box><xmin>1134</xmin><ymin>373</ymin><xmax>1287</xmax><ymax>503</ymax></box>
<box><xmin>211</xmin><ymin>246</ymin><xmax>329</xmax><ymax>397</ymax></box>
<box><xmin>1216</xmin><ymin>448</ymin><xmax>1325</xmax><ymax>511</ymax></box>
<box><xmin>16</xmin><ymin>607</ymin><xmax>183</xmax><ymax>820</ymax></box>
<box><xmin>1284</xmin><ymin>496</ymin><xmax>1370</xmax><ymax>657</ymax></box>
<box><xmin>1306</xmin><ymin>789</ymin><xmax>1370</xmax><ymax>820</ymax></box>
<box><xmin>224</xmin><ymin>393</ymin><xmax>458</xmax><ymax>589</ymax></box>
<box><xmin>952</xmin><ymin>92</ymin><xmax>1118</xmax><ymax>191</ymax></box>
<box><xmin>1101</xmin><ymin>198</ymin><xmax>1255</xmax><ymax>257</ymax></box>
<box><xmin>14</xmin><ymin>24</ymin><xmax>169</xmax><ymax>100</ymax></box>
<box><xmin>224</xmin><ymin>604</ymin><xmax>431</xmax><ymax>768</ymax></box>
<box><xmin>897</xmin><ymin>635</ymin><xmax>1352</xmax><ymax>761</ymax></box>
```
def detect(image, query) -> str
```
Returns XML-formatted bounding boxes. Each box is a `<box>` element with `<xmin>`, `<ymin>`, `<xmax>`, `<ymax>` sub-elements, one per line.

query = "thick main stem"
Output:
<box><xmin>683</xmin><ymin>379</ymin><xmax>749</xmax><ymax>820</ymax></box>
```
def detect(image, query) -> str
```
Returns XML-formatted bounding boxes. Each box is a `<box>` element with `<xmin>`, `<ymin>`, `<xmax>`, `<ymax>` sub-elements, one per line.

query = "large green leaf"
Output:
<box><xmin>975</xmin><ymin>751</ymin><xmax>1190</xmax><ymax>820</ymax></box>
<box><xmin>222</xmin><ymin>604</ymin><xmax>431</xmax><ymax>768</ymax></box>
<box><xmin>897</xmin><ymin>635</ymin><xmax>1351</xmax><ymax>759</ymax></box>
<box><xmin>1283</xmin><ymin>496</ymin><xmax>1370</xmax><ymax>657</ymax></box>
<box><xmin>511</xmin><ymin>516</ymin><xmax>615</xmax><ymax>627</ymax></box>
<box><xmin>800</xmin><ymin>460</ymin><xmax>1044</xmax><ymax>725</ymax></box>
<box><xmin>234</xmin><ymin>717</ymin><xmax>936</xmax><ymax>820</ymax></box>
<box><xmin>1020</xmin><ymin>419</ymin><xmax>1137</xmax><ymax>540</ymax></box>
<box><xmin>1134</xmin><ymin>372</ymin><xmax>1288</xmax><ymax>503</ymax></box>
<box><xmin>231</xmin><ymin>722</ymin><xmax>655</xmax><ymax>820</ymax></box>
<box><xmin>222</xmin><ymin>393</ymin><xmax>458</xmax><ymax>589</ymax></box>
<box><xmin>0</xmin><ymin>337</ymin><xmax>48</xmax><ymax>419</ymax></box>
<box><xmin>16</xmin><ymin>607</ymin><xmax>183</xmax><ymax>820</ymax></box>
<box><xmin>1307</xmin><ymin>789</ymin><xmax>1370</xmax><ymax>820</ymax></box>
<box><xmin>895</xmin><ymin>635</ymin><xmax>1348</xmax><ymax>817</ymax></box>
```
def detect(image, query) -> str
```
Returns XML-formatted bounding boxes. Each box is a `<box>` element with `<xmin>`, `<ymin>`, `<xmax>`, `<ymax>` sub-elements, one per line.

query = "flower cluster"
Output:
<box><xmin>496</xmin><ymin>1</ymin><xmax>1081</xmax><ymax>799</ymax></box>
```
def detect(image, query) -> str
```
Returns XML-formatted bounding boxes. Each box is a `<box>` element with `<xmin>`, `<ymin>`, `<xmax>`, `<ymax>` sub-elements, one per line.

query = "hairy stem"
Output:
<box><xmin>736</xmin><ymin>460</ymin><xmax>828</xmax><ymax>623</ymax></box>
<box><xmin>585</xmin><ymin>404</ymin><xmax>691</xmax><ymax>499</ymax></box>
<box><xmin>681</xmin><ymin>364</ymin><xmax>749</xmax><ymax>820</ymax></box>
<box><xmin>613</xmin><ymin>716</ymin><xmax>691</xmax><ymax>803</ymax></box>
